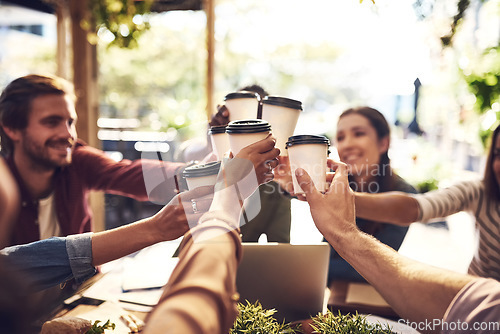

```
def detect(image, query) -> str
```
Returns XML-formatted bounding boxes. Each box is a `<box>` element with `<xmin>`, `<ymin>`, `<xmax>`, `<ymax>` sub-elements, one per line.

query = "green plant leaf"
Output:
<box><xmin>309</xmin><ymin>310</ymin><xmax>394</xmax><ymax>334</ymax></box>
<box><xmin>230</xmin><ymin>300</ymin><xmax>300</xmax><ymax>334</ymax></box>
<box><xmin>85</xmin><ymin>319</ymin><xmax>116</xmax><ymax>334</ymax></box>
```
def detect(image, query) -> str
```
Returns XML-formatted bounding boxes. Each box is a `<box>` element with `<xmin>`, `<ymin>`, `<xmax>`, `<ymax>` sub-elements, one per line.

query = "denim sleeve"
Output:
<box><xmin>0</xmin><ymin>233</ymin><xmax>96</xmax><ymax>291</ymax></box>
<box><xmin>66</xmin><ymin>233</ymin><xmax>97</xmax><ymax>284</ymax></box>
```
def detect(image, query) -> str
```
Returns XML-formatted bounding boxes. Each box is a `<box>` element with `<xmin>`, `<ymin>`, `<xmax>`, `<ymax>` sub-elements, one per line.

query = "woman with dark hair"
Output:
<box><xmin>327</xmin><ymin>106</ymin><xmax>417</xmax><ymax>283</ymax></box>
<box><xmin>355</xmin><ymin>123</ymin><xmax>500</xmax><ymax>281</ymax></box>
<box><xmin>484</xmin><ymin>124</ymin><xmax>500</xmax><ymax>201</ymax></box>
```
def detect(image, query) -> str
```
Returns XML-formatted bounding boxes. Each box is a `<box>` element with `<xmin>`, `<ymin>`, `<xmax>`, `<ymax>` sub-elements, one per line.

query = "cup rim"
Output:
<box><xmin>262</xmin><ymin>96</ymin><xmax>303</xmax><ymax>111</ymax></box>
<box><xmin>226</xmin><ymin>119</ymin><xmax>271</xmax><ymax>134</ymax></box>
<box><xmin>286</xmin><ymin>134</ymin><xmax>330</xmax><ymax>147</ymax></box>
<box><xmin>183</xmin><ymin>161</ymin><xmax>221</xmax><ymax>178</ymax></box>
<box><xmin>224</xmin><ymin>91</ymin><xmax>260</xmax><ymax>101</ymax></box>
<box><xmin>208</xmin><ymin>125</ymin><xmax>227</xmax><ymax>134</ymax></box>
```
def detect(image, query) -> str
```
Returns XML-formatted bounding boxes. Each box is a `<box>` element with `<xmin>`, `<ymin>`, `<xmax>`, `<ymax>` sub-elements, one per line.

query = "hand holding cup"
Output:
<box><xmin>153</xmin><ymin>186</ymin><xmax>214</xmax><ymax>239</ymax></box>
<box><xmin>223</xmin><ymin>134</ymin><xmax>280</xmax><ymax>191</ymax></box>
<box><xmin>286</xmin><ymin>135</ymin><xmax>330</xmax><ymax>195</ymax></box>
<box><xmin>209</xmin><ymin>105</ymin><xmax>230</xmax><ymax>127</ymax></box>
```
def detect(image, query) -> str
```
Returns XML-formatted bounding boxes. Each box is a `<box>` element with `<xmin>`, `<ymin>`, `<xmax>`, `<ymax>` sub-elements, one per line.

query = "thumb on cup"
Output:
<box><xmin>295</xmin><ymin>168</ymin><xmax>320</xmax><ymax>198</ymax></box>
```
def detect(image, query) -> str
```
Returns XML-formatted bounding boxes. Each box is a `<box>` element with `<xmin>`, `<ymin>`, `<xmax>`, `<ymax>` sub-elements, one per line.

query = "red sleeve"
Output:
<box><xmin>72</xmin><ymin>143</ymin><xmax>185</xmax><ymax>204</ymax></box>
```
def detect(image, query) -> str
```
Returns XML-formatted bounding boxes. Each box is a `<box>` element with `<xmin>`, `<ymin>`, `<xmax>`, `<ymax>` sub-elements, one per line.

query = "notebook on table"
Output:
<box><xmin>236</xmin><ymin>242</ymin><xmax>330</xmax><ymax>322</ymax></box>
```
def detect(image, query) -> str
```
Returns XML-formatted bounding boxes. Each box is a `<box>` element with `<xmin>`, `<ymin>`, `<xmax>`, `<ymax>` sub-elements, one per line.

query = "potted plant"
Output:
<box><xmin>230</xmin><ymin>300</ymin><xmax>300</xmax><ymax>334</ymax></box>
<box><xmin>230</xmin><ymin>301</ymin><xmax>395</xmax><ymax>334</ymax></box>
<box><xmin>302</xmin><ymin>310</ymin><xmax>394</xmax><ymax>334</ymax></box>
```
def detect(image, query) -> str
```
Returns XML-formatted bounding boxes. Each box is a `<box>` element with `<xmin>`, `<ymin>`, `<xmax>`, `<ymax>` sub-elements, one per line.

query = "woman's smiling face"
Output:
<box><xmin>335</xmin><ymin>113</ymin><xmax>388</xmax><ymax>179</ymax></box>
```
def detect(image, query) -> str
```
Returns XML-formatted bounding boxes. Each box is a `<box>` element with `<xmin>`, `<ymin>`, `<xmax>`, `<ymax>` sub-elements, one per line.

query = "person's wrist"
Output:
<box><xmin>144</xmin><ymin>215</ymin><xmax>169</xmax><ymax>243</ymax></box>
<box><xmin>325</xmin><ymin>223</ymin><xmax>360</xmax><ymax>250</ymax></box>
<box><xmin>197</xmin><ymin>211</ymin><xmax>241</xmax><ymax>239</ymax></box>
<box><xmin>210</xmin><ymin>189</ymin><xmax>243</xmax><ymax>223</ymax></box>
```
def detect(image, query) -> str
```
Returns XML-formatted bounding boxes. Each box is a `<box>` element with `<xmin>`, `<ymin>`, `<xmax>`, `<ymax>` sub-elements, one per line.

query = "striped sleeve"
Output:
<box><xmin>413</xmin><ymin>180</ymin><xmax>482</xmax><ymax>223</ymax></box>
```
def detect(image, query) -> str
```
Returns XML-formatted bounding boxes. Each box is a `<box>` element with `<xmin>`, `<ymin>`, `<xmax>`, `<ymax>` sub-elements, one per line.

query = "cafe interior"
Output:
<box><xmin>0</xmin><ymin>0</ymin><xmax>498</xmax><ymax>333</ymax></box>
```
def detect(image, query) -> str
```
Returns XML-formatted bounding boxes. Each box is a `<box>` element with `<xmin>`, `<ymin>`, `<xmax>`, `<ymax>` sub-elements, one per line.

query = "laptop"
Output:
<box><xmin>236</xmin><ymin>242</ymin><xmax>330</xmax><ymax>322</ymax></box>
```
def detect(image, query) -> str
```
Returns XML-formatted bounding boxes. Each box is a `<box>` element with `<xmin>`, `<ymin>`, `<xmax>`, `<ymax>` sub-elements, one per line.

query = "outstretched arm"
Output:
<box><xmin>145</xmin><ymin>134</ymin><xmax>280</xmax><ymax>334</ymax></box>
<box><xmin>1</xmin><ymin>187</ymin><xmax>210</xmax><ymax>291</ymax></box>
<box><xmin>295</xmin><ymin>163</ymin><xmax>473</xmax><ymax>324</ymax></box>
<box><xmin>91</xmin><ymin>186</ymin><xmax>209</xmax><ymax>266</ymax></box>
<box><xmin>354</xmin><ymin>191</ymin><xmax>420</xmax><ymax>226</ymax></box>
<box><xmin>0</xmin><ymin>157</ymin><xmax>19</xmax><ymax>249</ymax></box>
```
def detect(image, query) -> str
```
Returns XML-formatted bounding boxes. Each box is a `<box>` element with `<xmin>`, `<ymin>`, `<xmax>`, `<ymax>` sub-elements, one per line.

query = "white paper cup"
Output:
<box><xmin>208</xmin><ymin>126</ymin><xmax>230</xmax><ymax>160</ymax></box>
<box><xmin>261</xmin><ymin>96</ymin><xmax>302</xmax><ymax>155</ymax></box>
<box><xmin>226</xmin><ymin>119</ymin><xmax>271</xmax><ymax>156</ymax></box>
<box><xmin>286</xmin><ymin>135</ymin><xmax>330</xmax><ymax>194</ymax></box>
<box><xmin>224</xmin><ymin>91</ymin><xmax>260</xmax><ymax>122</ymax></box>
<box><xmin>183</xmin><ymin>161</ymin><xmax>221</xmax><ymax>190</ymax></box>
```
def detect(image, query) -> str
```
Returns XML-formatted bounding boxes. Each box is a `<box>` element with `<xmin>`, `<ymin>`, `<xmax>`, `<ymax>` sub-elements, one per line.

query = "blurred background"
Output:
<box><xmin>0</xmin><ymin>0</ymin><xmax>498</xmax><ymax>267</ymax></box>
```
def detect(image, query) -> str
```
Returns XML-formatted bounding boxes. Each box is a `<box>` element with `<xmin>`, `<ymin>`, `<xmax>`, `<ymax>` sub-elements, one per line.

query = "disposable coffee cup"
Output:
<box><xmin>208</xmin><ymin>125</ymin><xmax>230</xmax><ymax>160</ymax></box>
<box><xmin>261</xmin><ymin>96</ymin><xmax>302</xmax><ymax>154</ymax></box>
<box><xmin>226</xmin><ymin>119</ymin><xmax>271</xmax><ymax>156</ymax></box>
<box><xmin>183</xmin><ymin>161</ymin><xmax>221</xmax><ymax>190</ymax></box>
<box><xmin>286</xmin><ymin>135</ymin><xmax>330</xmax><ymax>195</ymax></box>
<box><xmin>224</xmin><ymin>91</ymin><xmax>260</xmax><ymax>122</ymax></box>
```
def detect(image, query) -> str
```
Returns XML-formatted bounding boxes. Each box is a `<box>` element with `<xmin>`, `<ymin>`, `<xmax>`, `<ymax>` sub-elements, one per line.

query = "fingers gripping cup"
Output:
<box><xmin>224</xmin><ymin>91</ymin><xmax>260</xmax><ymax>122</ymax></box>
<box><xmin>286</xmin><ymin>135</ymin><xmax>330</xmax><ymax>195</ymax></box>
<box><xmin>208</xmin><ymin>125</ymin><xmax>230</xmax><ymax>160</ymax></box>
<box><xmin>261</xmin><ymin>96</ymin><xmax>302</xmax><ymax>154</ymax></box>
<box><xmin>226</xmin><ymin>119</ymin><xmax>272</xmax><ymax>156</ymax></box>
<box><xmin>183</xmin><ymin>161</ymin><xmax>221</xmax><ymax>190</ymax></box>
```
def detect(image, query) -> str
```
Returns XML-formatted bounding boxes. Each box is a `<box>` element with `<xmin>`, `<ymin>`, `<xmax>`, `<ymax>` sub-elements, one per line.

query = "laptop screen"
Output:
<box><xmin>236</xmin><ymin>242</ymin><xmax>330</xmax><ymax>322</ymax></box>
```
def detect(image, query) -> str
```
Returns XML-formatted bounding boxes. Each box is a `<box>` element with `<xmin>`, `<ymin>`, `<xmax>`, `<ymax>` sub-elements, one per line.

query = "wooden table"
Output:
<box><xmin>49</xmin><ymin>273</ymin><xmax>149</xmax><ymax>333</ymax></box>
<box><xmin>327</xmin><ymin>280</ymin><xmax>400</xmax><ymax>320</ymax></box>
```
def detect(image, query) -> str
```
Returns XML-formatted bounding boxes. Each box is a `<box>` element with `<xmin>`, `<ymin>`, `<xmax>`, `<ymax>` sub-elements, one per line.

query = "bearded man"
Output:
<box><xmin>0</xmin><ymin>74</ymin><xmax>186</xmax><ymax>246</ymax></box>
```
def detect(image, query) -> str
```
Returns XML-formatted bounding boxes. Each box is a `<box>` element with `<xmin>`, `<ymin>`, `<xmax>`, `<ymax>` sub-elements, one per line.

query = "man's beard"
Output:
<box><xmin>22</xmin><ymin>133</ymin><xmax>73</xmax><ymax>171</ymax></box>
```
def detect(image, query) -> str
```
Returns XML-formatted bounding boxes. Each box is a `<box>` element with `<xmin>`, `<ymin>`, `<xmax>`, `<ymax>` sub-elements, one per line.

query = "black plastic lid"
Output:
<box><xmin>183</xmin><ymin>161</ymin><xmax>221</xmax><ymax>178</ymax></box>
<box><xmin>262</xmin><ymin>96</ymin><xmax>303</xmax><ymax>110</ymax></box>
<box><xmin>224</xmin><ymin>91</ymin><xmax>260</xmax><ymax>101</ymax></box>
<box><xmin>286</xmin><ymin>135</ymin><xmax>330</xmax><ymax>148</ymax></box>
<box><xmin>208</xmin><ymin>125</ymin><xmax>227</xmax><ymax>135</ymax></box>
<box><xmin>226</xmin><ymin>119</ymin><xmax>271</xmax><ymax>134</ymax></box>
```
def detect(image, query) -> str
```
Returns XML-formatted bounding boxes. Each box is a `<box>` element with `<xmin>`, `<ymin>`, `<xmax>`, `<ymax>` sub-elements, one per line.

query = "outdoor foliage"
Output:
<box><xmin>441</xmin><ymin>0</ymin><xmax>499</xmax><ymax>148</ymax></box>
<box><xmin>97</xmin><ymin>11</ymin><xmax>207</xmax><ymax>141</ymax></box>
<box><xmin>462</xmin><ymin>46</ymin><xmax>500</xmax><ymax>113</ymax></box>
<box><xmin>88</xmin><ymin>0</ymin><xmax>154</xmax><ymax>48</ymax></box>
<box><xmin>415</xmin><ymin>178</ymin><xmax>439</xmax><ymax>193</ymax></box>
<box><xmin>439</xmin><ymin>0</ymin><xmax>471</xmax><ymax>47</ymax></box>
<box><xmin>462</xmin><ymin>46</ymin><xmax>500</xmax><ymax>147</ymax></box>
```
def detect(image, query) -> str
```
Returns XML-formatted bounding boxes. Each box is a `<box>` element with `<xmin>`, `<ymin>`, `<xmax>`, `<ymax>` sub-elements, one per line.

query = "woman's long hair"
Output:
<box><xmin>484</xmin><ymin>123</ymin><xmax>500</xmax><ymax>201</ymax></box>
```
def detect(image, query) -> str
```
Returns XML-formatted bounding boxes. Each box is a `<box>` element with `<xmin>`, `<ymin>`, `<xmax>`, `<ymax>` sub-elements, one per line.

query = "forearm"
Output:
<box><xmin>0</xmin><ymin>191</ymin><xmax>18</xmax><ymax>248</ymax></box>
<box><xmin>354</xmin><ymin>192</ymin><xmax>419</xmax><ymax>225</ymax></box>
<box><xmin>209</xmin><ymin>186</ymin><xmax>245</xmax><ymax>224</ymax></box>
<box><xmin>298</xmin><ymin>162</ymin><xmax>472</xmax><ymax>326</ymax></box>
<box><xmin>0</xmin><ymin>158</ymin><xmax>19</xmax><ymax>248</ymax></box>
<box><xmin>91</xmin><ymin>217</ymin><xmax>162</xmax><ymax>266</ymax></box>
<box><xmin>1</xmin><ymin>235</ymin><xmax>96</xmax><ymax>290</ymax></box>
<box><xmin>330</xmin><ymin>229</ymin><xmax>473</xmax><ymax>323</ymax></box>
<box><xmin>145</xmin><ymin>217</ymin><xmax>241</xmax><ymax>334</ymax></box>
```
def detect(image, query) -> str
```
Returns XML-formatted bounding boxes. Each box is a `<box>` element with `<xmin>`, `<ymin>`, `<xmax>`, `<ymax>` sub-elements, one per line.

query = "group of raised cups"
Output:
<box><xmin>183</xmin><ymin>91</ymin><xmax>331</xmax><ymax>195</ymax></box>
